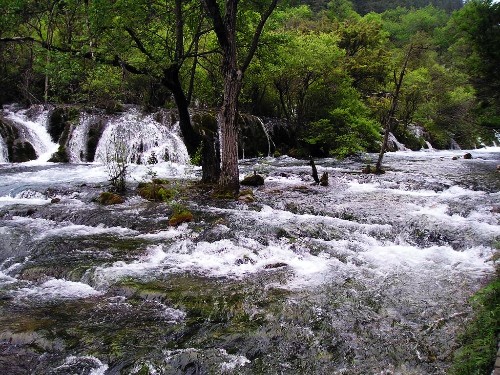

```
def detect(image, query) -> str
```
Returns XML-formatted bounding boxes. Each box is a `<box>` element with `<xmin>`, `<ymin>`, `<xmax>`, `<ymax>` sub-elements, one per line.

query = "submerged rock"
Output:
<box><xmin>97</xmin><ymin>192</ymin><xmax>124</xmax><ymax>205</ymax></box>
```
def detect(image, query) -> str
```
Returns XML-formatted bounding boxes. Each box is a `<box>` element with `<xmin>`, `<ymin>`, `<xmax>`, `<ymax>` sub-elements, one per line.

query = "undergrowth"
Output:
<box><xmin>449</xmin><ymin>249</ymin><xmax>499</xmax><ymax>375</ymax></box>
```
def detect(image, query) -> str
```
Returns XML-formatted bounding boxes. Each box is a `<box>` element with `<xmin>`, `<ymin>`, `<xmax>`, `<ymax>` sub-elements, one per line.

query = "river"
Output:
<box><xmin>0</xmin><ymin>145</ymin><xmax>498</xmax><ymax>374</ymax></box>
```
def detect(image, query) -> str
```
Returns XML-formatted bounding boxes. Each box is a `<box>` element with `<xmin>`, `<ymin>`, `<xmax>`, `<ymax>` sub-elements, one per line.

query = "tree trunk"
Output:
<box><xmin>217</xmin><ymin>57</ymin><xmax>242</xmax><ymax>192</ymax></box>
<box><xmin>375</xmin><ymin>45</ymin><xmax>414</xmax><ymax>172</ymax></box>
<box><xmin>217</xmin><ymin>68</ymin><xmax>242</xmax><ymax>192</ymax></box>
<box><xmin>162</xmin><ymin>66</ymin><xmax>200</xmax><ymax>157</ymax></box>
<box><xmin>201</xmin><ymin>131</ymin><xmax>220</xmax><ymax>183</ymax></box>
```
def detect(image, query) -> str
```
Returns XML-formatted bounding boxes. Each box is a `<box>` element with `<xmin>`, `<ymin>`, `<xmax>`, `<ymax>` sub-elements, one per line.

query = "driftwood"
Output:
<box><xmin>309</xmin><ymin>158</ymin><xmax>329</xmax><ymax>186</ymax></box>
<box><xmin>310</xmin><ymin>158</ymin><xmax>320</xmax><ymax>184</ymax></box>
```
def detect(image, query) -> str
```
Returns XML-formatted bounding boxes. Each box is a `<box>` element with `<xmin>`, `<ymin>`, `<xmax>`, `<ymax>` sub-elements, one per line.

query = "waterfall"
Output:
<box><xmin>450</xmin><ymin>139</ymin><xmax>461</xmax><ymax>150</ymax></box>
<box><xmin>94</xmin><ymin>108</ymin><xmax>189</xmax><ymax>165</ymax></box>
<box><xmin>256</xmin><ymin>117</ymin><xmax>275</xmax><ymax>157</ymax></box>
<box><xmin>0</xmin><ymin>137</ymin><xmax>8</xmax><ymax>163</ymax></box>
<box><xmin>388</xmin><ymin>132</ymin><xmax>409</xmax><ymax>151</ymax></box>
<box><xmin>67</xmin><ymin>113</ymin><xmax>94</xmax><ymax>163</ymax></box>
<box><xmin>3</xmin><ymin>105</ymin><xmax>58</xmax><ymax>162</ymax></box>
<box><xmin>424</xmin><ymin>141</ymin><xmax>434</xmax><ymax>151</ymax></box>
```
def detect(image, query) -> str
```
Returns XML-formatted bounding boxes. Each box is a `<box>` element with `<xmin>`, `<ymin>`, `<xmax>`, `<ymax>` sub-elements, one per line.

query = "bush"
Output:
<box><xmin>450</xmin><ymin>276</ymin><xmax>499</xmax><ymax>375</ymax></box>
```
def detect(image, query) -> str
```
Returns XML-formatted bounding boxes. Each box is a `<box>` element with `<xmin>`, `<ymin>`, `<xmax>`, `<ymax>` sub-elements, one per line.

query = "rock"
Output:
<box><xmin>241</xmin><ymin>172</ymin><xmax>264</xmax><ymax>186</ymax></box>
<box><xmin>48</xmin><ymin>146</ymin><xmax>69</xmax><ymax>163</ymax></box>
<box><xmin>463</xmin><ymin>153</ymin><xmax>472</xmax><ymax>159</ymax></box>
<box><xmin>496</xmin><ymin>165</ymin><xmax>500</xmax><ymax>171</ymax></box>
<box><xmin>97</xmin><ymin>192</ymin><xmax>124</xmax><ymax>205</ymax></box>
<box><xmin>169</xmin><ymin>210</ymin><xmax>194</xmax><ymax>226</ymax></box>
<box><xmin>50</xmin><ymin>198</ymin><xmax>61</xmax><ymax>204</ymax></box>
<box><xmin>452</xmin><ymin>156</ymin><xmax>459</xmax><ymax>160</ymax></box>
<box><xmin>12</xmin><ymin>140</ymin><xmax>37</xmax><ymax>162</ymax></box>
<box><xmin>238</xmin><ymin>189</ymin><xmax>255</xmax><ymax>203</ymax></box>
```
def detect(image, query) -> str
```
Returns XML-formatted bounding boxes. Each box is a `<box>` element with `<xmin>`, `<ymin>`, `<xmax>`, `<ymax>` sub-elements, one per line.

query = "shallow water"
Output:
<box><xmin>0</xmin><ymin>148</ymin><xmax>498</xmax><ymax>374</ymax></box>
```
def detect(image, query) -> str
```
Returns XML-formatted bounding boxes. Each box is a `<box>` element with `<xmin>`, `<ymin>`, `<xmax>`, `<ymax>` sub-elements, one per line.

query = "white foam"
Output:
<box><xmin>3</xmin><ymin>106</ymin><xmax>58</xmax><ymax>163</ymax></box>
<box><xmin>0</xmin><ymin>136</ymin><xmax>8</xmax><ymax>163</ymax></box>
<box><xmin>0</xmin><ymin>196</ymin><xmax>50</xmax><ymax>207</ymax></box>
<box><xmin>347</xmin><ymin>180</ymin><xmax>379</xmax><ymax>193</ymax></box>
<box><xmin>219</xmin><ymin>349</ymin><xmax>251</xmax><ymax>371</ymax></box>
<box><xmin>53</xmin><ymin>356</ymin><xmax>109</xmax><ymax>375</ymax></box>
<box><xmin>17</xmin><ymin>279</ymin><xmax>103</xmax><ymax>300</ymax></box>
<box><xmin>360</xmin><ymin>244</ymin><xmax>493</xmax><ymax>277</ymax></box>
<box><xmin>9</xmin><ymin>216</ymin><xmax>138</xmax><ymax>239</ymax></box>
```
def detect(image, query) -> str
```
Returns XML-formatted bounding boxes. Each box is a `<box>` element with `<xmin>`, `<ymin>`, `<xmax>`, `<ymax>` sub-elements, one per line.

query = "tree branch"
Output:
<box><xmin>241</xmin><ymin>0</ymin><xmax>279</xmax><ymax>73</ymax></box>
<box><xmin>124</xmin><ymin>27</ymin><xmax>155</xmax><ymax>61</ymax></box>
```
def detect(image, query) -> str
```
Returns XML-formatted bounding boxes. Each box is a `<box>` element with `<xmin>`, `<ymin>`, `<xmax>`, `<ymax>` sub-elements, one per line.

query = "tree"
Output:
<box><xmin>448</xmin><ymin>0</ymin><xmax>500</xmax><ymax>132</ymax></box>
<box><xmin>375</xmin><ymin>42</ymin><xmax>423</xmax><ymax>172</ymax></box>
<box><xmin>201</xmin><ymin>0</ymin><xmax>278</xmax><ymax>193</ymax></box>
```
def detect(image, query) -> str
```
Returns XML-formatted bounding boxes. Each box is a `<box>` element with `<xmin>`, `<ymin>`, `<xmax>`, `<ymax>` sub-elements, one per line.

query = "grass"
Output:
<box><xmin>449</xmin><ymin>252</ymin><xmax>499</xmax><ymax>375</ymax></box>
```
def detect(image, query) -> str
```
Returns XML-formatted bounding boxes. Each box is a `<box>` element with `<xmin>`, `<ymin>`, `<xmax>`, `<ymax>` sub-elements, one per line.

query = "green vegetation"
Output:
<box><xmin>450</xmin><ymin>277</ymin><xmax>500</xmax><ymax>375</ymax></box>
<box><xmin>0</xmin><ymin>0</ymin><xmax>498</xmax><ymax>160</ymax></box>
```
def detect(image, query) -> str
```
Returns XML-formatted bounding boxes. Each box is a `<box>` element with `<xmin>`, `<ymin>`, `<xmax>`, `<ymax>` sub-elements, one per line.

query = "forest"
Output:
<box><xmin>0</xmin><ymin>0</ymin><xmax>499</xmax><ymax>164</ymax></box>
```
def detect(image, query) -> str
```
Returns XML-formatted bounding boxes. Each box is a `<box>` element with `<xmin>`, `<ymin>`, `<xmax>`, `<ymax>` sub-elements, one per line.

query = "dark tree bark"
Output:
<box><xmin>201</xmin><ymin>0</ymin><xmax>278</xmax><ymax>193</ymax></box>
<box><xmin>162</xmin><ymin>66</ymin><xmax>200</xmax><ymax>157</ymax></box>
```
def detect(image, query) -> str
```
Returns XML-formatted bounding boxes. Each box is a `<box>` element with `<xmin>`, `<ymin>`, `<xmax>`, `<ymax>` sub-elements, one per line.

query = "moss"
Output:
<box><xmin>97</xmin><ymin>191</ymin><xmax>124</xmax><ymax>205</ymax></box>
<box><xmin>48</xmin><ymin>146</ymin><xmax>69</xmax><ymax>163</ymax></box>
<box><xmin>152</xmin><ymin>178</ymin><xmax>169</xmax><ymax>185</ymax></box>
<box><xmin>212</xmin><ymin>187</ymin><xmax>238</xmax><ymax>200</ymax></box>
<box><xmin>169</xmin><ymin>209</ymin><xmax>194</xmax><ymax>227</ymax></box>
<box><xmin>450</xmin><ymin>277</ymin><xmax>500</xmax><ymax>375</ymax></box>
<box><xmin>138</xmin><ymin>182</ymin><xmax>176</xmax><ymax>202</ymax></box>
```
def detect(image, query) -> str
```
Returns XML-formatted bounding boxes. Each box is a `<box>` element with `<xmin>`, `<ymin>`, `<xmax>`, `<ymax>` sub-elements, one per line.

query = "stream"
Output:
<box><xmin>0</xmin><ymin>136</ymin><xmax>499</xmax><ymax>373</ymax></box>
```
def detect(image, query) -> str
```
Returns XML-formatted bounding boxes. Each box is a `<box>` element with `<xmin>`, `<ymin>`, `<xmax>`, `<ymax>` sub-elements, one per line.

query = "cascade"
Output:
<box><xmin>450</xmin><ymin>139</ymin><xmax>461</xmax><ymax>150</ymax></box>
<box><xmin>67</xmin><ymin>112</ymin><xmax>94</xmax><ymax>163</ymax></box>
<box><xmin>388</xmin><ymin>132</ymin><xmax>409</xmax><ymax>151</ymax></box>
<box><xmin>256</xmin><ymin>117</ymin><xmax>275</xmax><ymax>157</ymax></box>
<box><xmin>94</xmin><ymin>108</ymin><xmax>189</xmax><ymax>165</ymax></box>
<box><xmin>0</xmin><ymin>137</ymin><xmax>8</xmax><ymax>163</ymax></box>
<box><xmin>2</xmin><ymin>105</ymin><xmax>58</xmax><ymax>162</ymax></box>
<box><xmin>424</xmin><ymin>141</ymin><xmax>434</xmax><ymax>150</ymax></box>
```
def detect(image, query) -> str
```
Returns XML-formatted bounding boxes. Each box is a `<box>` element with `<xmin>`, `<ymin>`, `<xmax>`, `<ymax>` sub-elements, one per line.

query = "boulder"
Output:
<box><xmin>241</xmin><ymin>172</ymin><xmax>264</xmax><ymax>186</ymax></box>
<box><xmin>12</xmin><ymin>140</ymin><xmax>37</xmax><ymax>162</ymax></box>
<box><xmin>463</xmin><ymin>153</ymin><xmax>472</xmax><ymax>159</ymax></box>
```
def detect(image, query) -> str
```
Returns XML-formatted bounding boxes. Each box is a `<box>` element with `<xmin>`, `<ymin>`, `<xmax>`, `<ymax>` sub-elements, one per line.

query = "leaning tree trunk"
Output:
<box><xmin>375</xmin><ymin>45</ymin><xmax>414</xmax><ymax>173</ymax></box>
<box><xmin>162</xmin><ymin>67</ymin><xmax>201</xmax><ymax>157</ymax></box>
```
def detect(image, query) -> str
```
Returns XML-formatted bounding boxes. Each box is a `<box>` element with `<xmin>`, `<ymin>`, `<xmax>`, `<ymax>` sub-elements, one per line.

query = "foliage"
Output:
<box><xmin>168</xmin><ymin>204</ymin><xmax>194</xmax><ymax>226</ymax></box>
<box><xmin>303</xmin><ymin>86</ymin><xmax>381</xmax><ymax>158</ymax></box>
<box><xmin>449</xmin><ymin>276</ymin><xmax>500</xmax><ymax>375</ymax></box>
<box><xmin>1</xmin><ymin>0</ymin><xmax>498</xmax><ymax>156</ymax></box>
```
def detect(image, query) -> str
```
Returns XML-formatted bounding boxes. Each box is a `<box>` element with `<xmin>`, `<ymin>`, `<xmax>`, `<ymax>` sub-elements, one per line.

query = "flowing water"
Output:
<box><xmin>0</xmin><ymin>111</ymin><xmax>499</xmax><ymax>374</ymax></box>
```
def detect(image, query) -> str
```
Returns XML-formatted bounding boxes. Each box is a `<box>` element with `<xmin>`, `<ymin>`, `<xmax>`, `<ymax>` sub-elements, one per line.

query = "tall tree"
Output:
<box><xmin>201</xmin><ymin>0</ymin><xmax>278</xmax><ymax>193</ymax></box>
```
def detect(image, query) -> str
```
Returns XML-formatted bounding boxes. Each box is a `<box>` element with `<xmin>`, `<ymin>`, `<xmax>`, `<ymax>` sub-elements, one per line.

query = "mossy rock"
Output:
<box><xmin>238</xmin><ymin>189</ymin><xmax>255</xmax><ymax>203</ymax></box>
<box><xmin>98</xmin><ymin>192</ymin><xmax>124</xmax><ymax>205</ymax></box>
<box><xmin>212</xmin><ymin>188</ymin><xmax>238</xmax><ymax>200</ymax></box>
<box><xmin>169</xmin><ymin>210</ymin><xmax>194</xmax><ymax>226</ymax></box>
<box><xmin>241</xmin><ymin>173</ymin><xmax>264</xmax><ymax>186</ymax></box>
<box><xmin>48</xmin><ymin>146</ymin><xmax>69</xmax><ymax>163</ymax></box>
<box><xmin>138</xmin><ymin>182</ymin><xmax>176</xmax><ymax>202</ymax></box>
<box><xmin>48</xmin><ymin>107</ymin><xmax>79</xmax><ymax>143</ymax></box>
